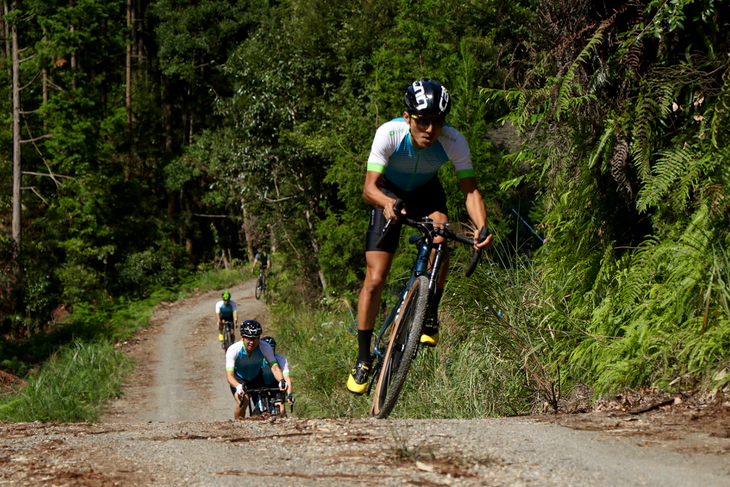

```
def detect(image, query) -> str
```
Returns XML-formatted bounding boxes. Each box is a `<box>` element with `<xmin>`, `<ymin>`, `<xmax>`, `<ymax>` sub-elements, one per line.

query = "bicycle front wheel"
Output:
<box><xmin>370</xmin><ymin>275</ymin><xmax>430</xmax><ymax>419</ymax></box>
<box><xmin>223</xmin><ymin>325</ymin><xmax>234</xmax><ymax>350</ymax></box>
<box><xmin>255</xmin><ymin>275</ymin><xmax>263</xmax><ymax>300</ymax></box>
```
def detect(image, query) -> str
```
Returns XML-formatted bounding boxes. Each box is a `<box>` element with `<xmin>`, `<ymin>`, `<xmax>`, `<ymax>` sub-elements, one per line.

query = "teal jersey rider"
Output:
<box><xmin>226</xmin><ymin>340</ymin><xmax>277</xmax><ymax>381</ymax></box>
<box><xmin>366</xmin><ymin>118</ymin><xmax>474</xmax><ymax>192</ymax></box>
<box><xmin>215</xmin><ymin>299</ymin><xmax>237</xmax><ymax>321</ymax></box>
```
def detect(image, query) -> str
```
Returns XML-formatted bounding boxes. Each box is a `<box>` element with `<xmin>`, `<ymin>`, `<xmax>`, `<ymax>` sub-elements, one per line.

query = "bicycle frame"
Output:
<box><xmin>372</xmin><ymin>228</ymin><xmax>447</xmax><ymax>363</ymax></box>
<box><xmin>244</xmin><ymin>386</ymin><xmax>284</xmax><ymax>416</ymax></box>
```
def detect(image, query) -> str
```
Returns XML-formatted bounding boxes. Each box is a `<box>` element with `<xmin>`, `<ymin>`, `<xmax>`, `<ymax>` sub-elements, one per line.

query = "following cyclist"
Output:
<box><xmin>347</xmin><ymin>78</ymin><xmax>493</xmax><ymax>395</ymax></box>
<box><xmin>261</xmin><ymin>336</ymin><xmax>294</xmax><ymax>416</ymax></box>
<box><xmin>251</xmin><ymin>249</ymin><xmax>271</xmax><ymax>275</ymax></box>
<box><xmin>226</xmin><ymin>320</ymin><xmax>287</xmax><ymax>419</ymax></box>
<box><xmin>215</xmin><ymin>291</ymin><xmax>238</xmax><ymax>350</ymax></box>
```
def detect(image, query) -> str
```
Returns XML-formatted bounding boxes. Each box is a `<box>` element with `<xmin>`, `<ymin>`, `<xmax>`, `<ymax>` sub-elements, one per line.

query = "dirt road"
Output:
<box><xmin>2</xmin><ymin>280</ymin><xmax>730</xmax><ymax>486</ymax></box>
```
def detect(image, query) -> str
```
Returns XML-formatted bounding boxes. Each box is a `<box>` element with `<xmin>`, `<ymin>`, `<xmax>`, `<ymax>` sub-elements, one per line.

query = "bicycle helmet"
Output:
<box><xmin>222</xmin><ymin>291</ymin><xmax>231</xmax><ymax>300</ymax></box>
<box><xmin>240</xmin><ymin>320</ymin><xmax>263</xmax><ymax>338</ymax></box>
<box><xmin>404</xmin><ymin>78</ymin><xmax>451</xmax><ymax>117</ymax></box>
<box><xmin>261</xmin><ymin>336</ymin><xmax>277</xmax><ymax>348</ymax></box>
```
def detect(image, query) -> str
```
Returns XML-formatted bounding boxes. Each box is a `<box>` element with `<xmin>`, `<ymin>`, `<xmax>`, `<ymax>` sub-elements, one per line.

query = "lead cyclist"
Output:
<box><xmin>347</xmin><ymin>78</ymin><xmax>493</xmax><ymax>395</ymax></box>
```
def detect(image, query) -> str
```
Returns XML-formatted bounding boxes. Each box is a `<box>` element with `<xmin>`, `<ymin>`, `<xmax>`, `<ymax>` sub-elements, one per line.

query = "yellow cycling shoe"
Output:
<box><xmin>346</xmin><ymin>361</ymin><xmax>371</xmax><ymax>395</ymax></box>
<box><xmin>420</xmin><ymin>320</ymin><xmax>439</xmax><ymax>347</ymax></box>
<box><xmin>218</xmin><ymin>333</ymin><xmax>224</xmax><ymax>341</ymax></box>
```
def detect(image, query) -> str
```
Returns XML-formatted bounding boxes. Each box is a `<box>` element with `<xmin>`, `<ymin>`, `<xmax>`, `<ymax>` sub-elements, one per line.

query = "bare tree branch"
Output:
<box><xmin>19</xmin><ymin>69</ymin><xmax>40</xmax><ymax>90</ymax></box>
<box><xmin>21</xmin><ymin>186</ymin><xmax>48</xmax><ymax>205</ymax></box>
<box><xmin>22</xmin><ymin>171</ymin><xmax>74</xmax><ymax>180</ymax></box>
<box><xmin>19</xmin><ymin>134</ymin><xmax>54</xmax><ymax>143</ymax></box>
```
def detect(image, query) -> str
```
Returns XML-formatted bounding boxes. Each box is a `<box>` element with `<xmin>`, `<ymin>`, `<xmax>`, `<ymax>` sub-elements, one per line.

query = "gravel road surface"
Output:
<box><xmin>2</xmin><ymin>279</ymin><xmax>729</xmax><ymax>486</ymax></box>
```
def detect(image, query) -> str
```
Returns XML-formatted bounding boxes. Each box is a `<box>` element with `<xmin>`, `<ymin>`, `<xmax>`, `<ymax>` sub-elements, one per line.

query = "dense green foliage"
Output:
<box><xmin>491</xmin><ymin>0</ymin><xmax>730</xmax><ymax>394</ymax></box>
<box><xmin>1</xmin><ymin>0</ymin><xmax>729</xmax><ymax>422</ymax></box>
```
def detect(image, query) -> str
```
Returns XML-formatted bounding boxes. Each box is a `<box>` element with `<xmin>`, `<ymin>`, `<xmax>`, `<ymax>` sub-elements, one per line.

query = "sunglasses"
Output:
<box><xmin>409</xmin><ymin>113</ymin><xmax>446</xmax><ymax>129</ymax></box>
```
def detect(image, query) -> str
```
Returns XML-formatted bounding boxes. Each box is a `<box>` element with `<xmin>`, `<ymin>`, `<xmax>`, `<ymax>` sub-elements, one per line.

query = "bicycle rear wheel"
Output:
<box><xmin>370</xmin><ymin>275</ymin><xmax>430</xmax><ymax>419</ymax></box>
<box><xmin>255</xmin><ymin>275</ymin><xmax>263</xmax><ymax>300</ymax></box>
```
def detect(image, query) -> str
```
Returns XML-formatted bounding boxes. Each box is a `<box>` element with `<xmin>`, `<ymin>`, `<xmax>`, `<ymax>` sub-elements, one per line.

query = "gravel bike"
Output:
<box><xmin>368</xmin><ymin>199</ymin><xmax>489</xmax><ymax>418</ymax></box>
<box><xmin>222</xmin><ymin>320</ymin><xmax>236</xmax><ymax>351</ymax></box>
<box><xmin>244</xmin><ymin>386</ymin><xmax>295</xmax><ymax>416</ymax></box>
<box><xmin>255</xmin><ymin>271</ymin><xmax>268</xmax><ymax>300</ymax></box>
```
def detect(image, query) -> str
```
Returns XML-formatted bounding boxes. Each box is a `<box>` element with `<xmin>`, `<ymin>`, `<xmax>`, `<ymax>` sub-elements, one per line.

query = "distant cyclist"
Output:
<box><xmin>347</xmin><ymin>78</ymin><xmax>492</xmax><ymax>395</ymax></box>
<box><xmin>251</xmin><ymin>250</ymin><xmax>271</xmax><ymax>275</ymax></box>
<box><xmin>226</xmin><ymin>320</ymin><xmax>287</xmax><ymax>419</ymax></box>
<box><xmin>215</xmin><ymin>291</ymin><xmax>238</xmax><ymax>350</ymax></box>
<box><xmin>261</xmin><ymin>336</ymin><xmax>294</xmax><ymax>416</ymax></box>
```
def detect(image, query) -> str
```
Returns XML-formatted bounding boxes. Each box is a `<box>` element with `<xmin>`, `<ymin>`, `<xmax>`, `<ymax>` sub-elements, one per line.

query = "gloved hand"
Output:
<box><xmin>279</xmin><ymin>379</ymin><xmax>288</xmax><ymax>391</ymax></box>
<box><xmin>236</xmin><ymin>384</ymin><xmax>244</xmax><ymax>396</ymax></box>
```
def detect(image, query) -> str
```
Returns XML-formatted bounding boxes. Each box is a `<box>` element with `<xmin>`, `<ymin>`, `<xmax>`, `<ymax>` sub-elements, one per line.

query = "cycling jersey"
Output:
<box><xmin>226</xmin><ymin>341</ymin><xmax>278</xmax><ymax>381</ymax></box>
<box><xmin>262</xmin><ymin>352</ymin><xmax>289</xmax><ymax>385</ymax></box>
<box><xmin>254</xmin><ymin>253</ymin><xmax>270</xmax><ymax>268</ymax></box>
<box><xmin>366</xmin><ymin>118</ymin><xmax>474</xmax><ymax>191</ymax></box>
<box><xmin>215</xmin><ymin>300</ymin><xmax>237</xmax><ymax>320</ymax></box>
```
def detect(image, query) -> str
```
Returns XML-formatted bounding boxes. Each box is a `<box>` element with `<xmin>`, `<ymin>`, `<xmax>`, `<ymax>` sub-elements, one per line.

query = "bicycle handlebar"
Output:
<box><xmin>376</xmin><ymin>198</ymin><xmax>489</xmax><ymax>277</ymax></box>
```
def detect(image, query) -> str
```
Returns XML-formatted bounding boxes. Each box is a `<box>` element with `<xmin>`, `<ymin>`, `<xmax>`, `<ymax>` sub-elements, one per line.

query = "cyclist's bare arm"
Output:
<box><xmin>458</xmin><ymin>177</ymin><xmax>492</xmax><ymax>251</ymax></box>
<box><xmin>226</xmin><ymin>370</ymin><xmax>239</xmax><ymax>389</ymax></box>
<box><xmin>285</xmin><ymin>376</ymin><xmax>293</xmax><ymax>396</ymax></box>
<box><xmin>363</xmin><ymin>171</ymin><xmax>406</xmax><ymax>221</ymax></box>
<box><xmin>269</xmin><ymin>363</ymin><xmax>288</xmax><ymax>390</ymax></box>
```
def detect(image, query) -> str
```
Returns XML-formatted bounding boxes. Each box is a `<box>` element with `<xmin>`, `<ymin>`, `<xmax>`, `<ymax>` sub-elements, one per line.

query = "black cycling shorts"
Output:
<box><xmin>365</xmin><ymin>176</ymin><xmax>448</xmax><ymax>253</ymax></box>
<box><xmin>230</xmin><ymin>370</ymin><xmax>265</xmax><ymax>396</ymax></box>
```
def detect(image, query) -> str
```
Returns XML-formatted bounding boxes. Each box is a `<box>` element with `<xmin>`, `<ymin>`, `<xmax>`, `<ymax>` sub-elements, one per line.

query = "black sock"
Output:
<box><xmin>429</xmin><ymin>288</ymin><xmax>444</xmax><ymax>321</ymax></box>
<box><xmin>357</xmin><ymin>329</ymin><xmax>373</xmax><ymax>363</ymax></box>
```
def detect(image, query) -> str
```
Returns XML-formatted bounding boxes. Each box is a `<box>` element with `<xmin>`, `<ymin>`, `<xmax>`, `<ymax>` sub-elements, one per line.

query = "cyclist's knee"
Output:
<box><xmin>363</xmin><ymin>272</ymin><xmax>387</xmax><ymax>294</ymax></box>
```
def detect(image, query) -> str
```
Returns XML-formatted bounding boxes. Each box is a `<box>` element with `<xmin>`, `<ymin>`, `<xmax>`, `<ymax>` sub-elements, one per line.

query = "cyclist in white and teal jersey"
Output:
<box><xmin>347</xmin><ymin>78</ymin><xmax>493</xmax><ymax>395</ymax></box>
<box><xmin>226</xmin><ymin>320</ymin><xmax>287</xmax><ymax>419</ymax></box>
<box><xmin>215</xmin><ymin>291</ymin><xmax>238</xmax><ymax>349</ymax></box>
<box><xmin>261</xmin><ymin>336</ymin><xmax>293</xmax><ymax>415</ymax></box>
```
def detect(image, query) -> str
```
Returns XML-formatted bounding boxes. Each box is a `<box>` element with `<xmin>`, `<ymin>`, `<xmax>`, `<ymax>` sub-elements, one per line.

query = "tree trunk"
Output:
<box><xmin>126</xmin><ymin>0</ymin><xmax>132</xmax><ymax>127</ymax></box>
<box><xmin>242</xmin><ymin>204</ymin><xmax>254</xmax><ymax>262</ymax></box>
<box><xmin>2</xmin><ymin>2</ymin><xmax>10</xmax><ymax>82</ymax></box>
<box><xmin>11</xmin><ymin>0</ymin><xmax>22</xmax><ymax>281</ymax></box>
<box><xmin>302</xmin><ymin>206</ymin><xmax>328</xmax><ymax>291</ymax></box>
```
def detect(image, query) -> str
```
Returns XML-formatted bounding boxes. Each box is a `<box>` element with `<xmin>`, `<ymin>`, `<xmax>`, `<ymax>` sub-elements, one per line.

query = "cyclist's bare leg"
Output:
<box><xmin>234</xmin><ymin>393</ymin><xmax>249</xmax><ymax>420</ymax></box>
<box><xmin>357</xmin><ymin>251</ymin><xmax>395</xmax><ymax>331</ymax></box>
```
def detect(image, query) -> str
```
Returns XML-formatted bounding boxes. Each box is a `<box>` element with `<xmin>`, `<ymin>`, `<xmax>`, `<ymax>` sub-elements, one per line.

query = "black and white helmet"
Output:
<box><xmin>404</xmin><ymin>78</ymin><xmax>451</xmax><ymax>117</ymax></box>
<box><xmin>261</xmin><ymin>336</ymin><xmax>277</xmax><ymax>347</ymax></box>
<box><xmin>240</xmin><ymin>320</ymin><xmax>263</xmax><ymax>338</ymax></box>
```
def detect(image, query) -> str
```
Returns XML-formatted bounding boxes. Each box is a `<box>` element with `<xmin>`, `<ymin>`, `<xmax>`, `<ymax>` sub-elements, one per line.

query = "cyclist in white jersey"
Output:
<box><xmin>261</xmin><ymin>336</ymin><xmax>293</xmax><ymax>415</ymax></box>
<box><xmin>226</xmin><ymin>320</ymin><xmax>287</xmax><ymax>419</ymax></box>
<box><xmin>347</xmin><ymin>78</ymin><xmax>493</xmax><ymax>395</ymax></box>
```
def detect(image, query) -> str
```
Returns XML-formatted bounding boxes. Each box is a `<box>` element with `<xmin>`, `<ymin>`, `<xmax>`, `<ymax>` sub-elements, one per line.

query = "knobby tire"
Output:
<box><xmin>223</xmin><ymin>325</ymin><xmax>234</xmax><ymax>351</ymax></box>
<box><xmin>370</xmin><ymin>275</ymin><xmax>430</xmax><ymax>419</ymax></box>
<box><xmin>255</xmin><ymin>275</ymin><xmax>263</xmax><ymax>300</ymax></box>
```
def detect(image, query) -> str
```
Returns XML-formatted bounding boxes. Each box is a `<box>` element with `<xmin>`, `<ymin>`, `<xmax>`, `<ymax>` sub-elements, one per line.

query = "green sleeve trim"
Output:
<box><xmin>283</xmin><ymin>372</ymin><xmax>290</xmax><ymax>376</ymax></box>
<box><xmin>226</xmin><ymin>367</ymin><xmax>234</xmax><ymax>371</ymax></box>
<box><xmin>456</xmin><ymin>168</ymin><xmax>475</xmax><ymax>179</ymax></box>
<box><xmin>268</xmin><ymin>360</ymin><xmax>279</xmax><ymax>367</ymax></box>
<box><xmin>367</xmin><ymin>163</ymin><xmax>386</xmax><ymax>173</ymax></box>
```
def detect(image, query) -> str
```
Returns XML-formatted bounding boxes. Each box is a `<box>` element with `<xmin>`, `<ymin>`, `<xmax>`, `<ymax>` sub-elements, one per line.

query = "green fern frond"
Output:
<box><xmin>629</xmin><ymin>88</ymin><xmax>659</xmax><ymax>180</ymax></box>
<box><xmin>587</xmin><ymin>119</ymin><xmax>616</xmax><ymax>169</ymax></box>
<box><xmin>555</xmin><ymin>27</ymin><xmax>605</xmax><ymax>122</ymax></box>
<box><xmin>636</xmin><ymin>145</ymin><xmax>705</xmax><ymax>212</ymax></box>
